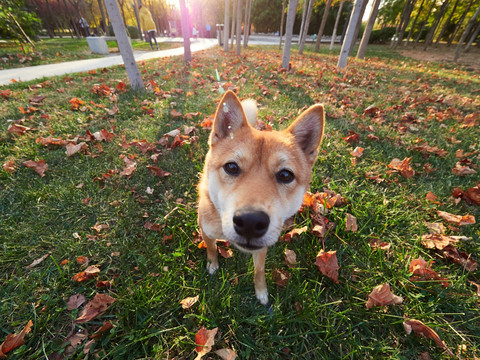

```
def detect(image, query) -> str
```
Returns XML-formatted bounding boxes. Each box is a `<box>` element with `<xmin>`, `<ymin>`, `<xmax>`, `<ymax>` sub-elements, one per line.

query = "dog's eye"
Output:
<box><xmin>276</xmin><ymin>169</ymin><xmax>295</xmax><ymax>184</ymax></box>
<box><xmin>224</xmin><ymin>162</ymin><xmax>240</xmax><ymax>176</ymax></box>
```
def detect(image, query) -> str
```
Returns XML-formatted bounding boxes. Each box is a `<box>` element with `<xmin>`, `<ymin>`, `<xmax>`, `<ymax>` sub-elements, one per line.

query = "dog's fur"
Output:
<box><xmin>198</xmin><ymin>91</ymin><xmax>325</xmax><ymax>304</ymax></box>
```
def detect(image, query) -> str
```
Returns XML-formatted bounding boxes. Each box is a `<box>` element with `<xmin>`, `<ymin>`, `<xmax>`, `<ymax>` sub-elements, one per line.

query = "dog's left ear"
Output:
<box><xmin>287</xmin><ymin>104</ymin><xmax>325</xmax><ymax>163</ymax></box>
<box><xmin>212</xmin><ymin>90</ymin><xmax>248</xmax><ymax>144</ymax></box>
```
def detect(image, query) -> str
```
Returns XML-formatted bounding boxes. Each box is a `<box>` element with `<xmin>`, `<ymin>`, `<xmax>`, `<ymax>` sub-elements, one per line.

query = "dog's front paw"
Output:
<box><xmin>255</xmin><ymin>288</ymin><xmax>269</xmax><ymax>305</ymax></box>
<box><xmin>206</xmin><ymin>261</ymin><xmax>219</xmax><ymax>275</ymax></box>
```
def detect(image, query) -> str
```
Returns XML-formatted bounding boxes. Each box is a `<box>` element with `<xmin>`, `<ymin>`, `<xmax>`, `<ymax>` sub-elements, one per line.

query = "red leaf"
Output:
<box><xmin>315</xmin><ymin>250</ymin><xmax>339</xmax><ymax>283</ymax></box>
<box><xmin>195</xmin><ymin>327</ymin><xmax>218</xmax><ymax>356</ymax></box>
<box><xmin>0</xmin><ymin>320</ymin><xmax>33</xmax><ymax>357</ymax></box>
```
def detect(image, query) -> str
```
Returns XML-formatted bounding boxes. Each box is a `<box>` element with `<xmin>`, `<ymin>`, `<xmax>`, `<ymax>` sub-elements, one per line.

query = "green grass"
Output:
<box><xmin>0</xmin><ymin>44</ymin><xmax>479</xmax><ymax>359</ymax></box>
<box><xmin>0</xmin><ymin>38</ymin><xmax>182</xmax><ymax>70</ymax></box>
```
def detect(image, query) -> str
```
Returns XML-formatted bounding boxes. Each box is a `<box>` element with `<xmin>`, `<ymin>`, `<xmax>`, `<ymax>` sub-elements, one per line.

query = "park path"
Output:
<box><xmin>0</xmin><ymin>38</ymin><xmax>217</xmax><ymax>86</ymax></box>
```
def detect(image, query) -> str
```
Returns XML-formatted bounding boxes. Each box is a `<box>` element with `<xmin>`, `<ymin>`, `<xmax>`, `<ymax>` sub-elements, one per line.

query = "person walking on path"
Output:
<box><xmin>139</xmin><ymin>5</ymin><xmax>159</xmax><ymax>50</ymax></box>
<box><xmin>78</xmin><ymin>17</ymin><xmax>91</xmax><ymax>37</ymax></box>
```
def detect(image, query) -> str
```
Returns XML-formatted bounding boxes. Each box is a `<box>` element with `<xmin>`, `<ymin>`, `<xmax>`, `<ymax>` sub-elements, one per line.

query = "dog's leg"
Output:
<box><xmin>201</xmin><ymin>229</ymin><xmax>219</xmax><ymax>274</ymax></box>
<box><xmin>252</xmin><ymin>248</ymin><xmax>268</xmax><ymax>305</ymax></box>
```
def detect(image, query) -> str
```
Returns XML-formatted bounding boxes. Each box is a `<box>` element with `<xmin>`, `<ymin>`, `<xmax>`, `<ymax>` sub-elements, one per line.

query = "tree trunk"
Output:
<box><xmin>357</xmin><ymin>0</ymin><xmax>382</xmax><ymax>59</ymax></box>
<box><xmin>298</xmin><ymin>0</ymin><xmax>308</xmax><ymax>44</ymax></box>
<box><xmin>393</xmin><ymin>0</ymin><xmax>416</xmax><ymax>48</ymax></box>
<box><xmin>464</xmin><ymin>20</ymin><xmax>480</xmax><ymax>52</ymax></box>
<box><xmin>330</xmin><ymin>0</ymin><xmax>345</xmax><ymax>50</ymax></box>
<box><xmin>97</xmin><ymin>0</ymin><xmax>107</xmax><ymax>33</ymax></box>
<box><xmin>236</xmin><ymin>0</ymin><xmax>242</xmax><ymax>56</ymax></box>
<box><xmin>413</xmin><ymin>0</ymin><xmax>435</xmax><ymax>48</ymax></box>
<box><xmin>405</xmin><ymin>0</ymin><xmax>425</xmax><ymax>46</ymax></box>
<box><xmin>434</xmin><ymin>0</ymin><xmax>460</xmax><ymax>45</ymax></box>
<box><xmin>279</xmin><ymin>0</ymin><xmax>286</xmax><ymax>49</ymax></box>
<box><xmin>103</xmin><ymin>0</ymin><xmax>144</xmax><ymax>91</ymax></box>
<box><xmin>347</xmin><ymin>0</ymin><xmax>368</xmax><ymax>55</ymax></box>
<box><xmin>337</xmin><ymin>0</ymin><xmax>365</xmax><ymax>69</ymax></box>
<box><xmin>423</xmin><ymin>0</ymin><xmax>450</xmax><ymax>50</ymax></box>
<box><xmin>282</xmin><ymin>0</ymin><xmax>299</xmax><ymax>69</ymax></box>
<box><xmin>447</xmin><ymin>0</ymin><xmax>474</xmax><ymax>46</ymax></box>
<box><xmin>179</xmin><ymin>0</ymin><xmax>191</xmax><ymax>62</ymax></box>
<box><xmin>314</xmin><ymin>0</ymin><xmax>333</xmax><ymax>52</ymax></box>
<box><xmin>454</xmin><ymin>3</ymin><xmax>480</xmax><ymax>61</ymax></box>
<box><xmin>224</xmin><ymin>0</ymin><xmax>230</xmax><ymax>51</ymax></box>
<box><xmin>299</xmin><ymin>0</ymin><xmax>314</xmax><ymax>54</ymax></box>
<box><xmin>244</xmin><ymin>0</ymin><xmax>252</xmax><ymax>47</ymax></box>
<box><xmin>132</xmin><ymin>3</ymin><xmax>143</xmax><ymax>41</ymax></box>
<box><xmin>231</xmin><ymin>0</ymin><xmax>236</xmax><ymax>49</ymax></box>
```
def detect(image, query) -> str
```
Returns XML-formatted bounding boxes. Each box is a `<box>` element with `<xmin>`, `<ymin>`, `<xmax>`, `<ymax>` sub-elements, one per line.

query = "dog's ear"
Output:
<box><xmin>212</xmin><ymin>90</ymin><xmax>248</xmax><ymax>143</ymax></box>
<box><xmin>287</xmin><ymin>104</ymin><xmax>325</xmax><ymax>162</ymax></box>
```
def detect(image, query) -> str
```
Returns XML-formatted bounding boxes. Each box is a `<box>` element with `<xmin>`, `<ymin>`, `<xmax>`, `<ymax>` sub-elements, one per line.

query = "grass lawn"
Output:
<box><xmin>0</xmin><ymin>44</ymin><xmax>479</xmax><ymax>359</ymax></box>
<box><xmin>0</xmin><ymin>38</ymin><xmax>182</xmax><ymax>70</ymax></box>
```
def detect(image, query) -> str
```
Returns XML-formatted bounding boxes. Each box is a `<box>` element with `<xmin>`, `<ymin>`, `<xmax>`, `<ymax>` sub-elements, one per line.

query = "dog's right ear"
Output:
<box><xmin>212</xmin><ymin>90</ymin><xmax>248</xmax><ymax>143</ymax></box>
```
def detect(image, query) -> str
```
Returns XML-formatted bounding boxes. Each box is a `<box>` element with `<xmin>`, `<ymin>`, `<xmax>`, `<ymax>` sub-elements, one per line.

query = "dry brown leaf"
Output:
<box><xmin>66</xmin><ymin>142</ymin><xmax>86</xmax><ymax>157</ymax></box>
<box><xmin>195</xmin><ymin>327</ymin><xmax>218</xmax><ymax>360</ymax></box>
<box><xmin>272</xmin><ymin>268</ymin><xmax>291</xmax><ymax>287</ymax></box>
<box><xmin>437</xmin><ymin>210</ymin><xmax>475</xmax><ymax>226</ymax></box>
<box><xmin>23</xmin><ymin>160</ymin><xmax>48</xmax><ymax>177</ymax></box>
<box><xmin>442</xmin><ymin>245</ymin><xmax>477</xmax><ymax>272</ymax></box>
<box><xmin>218</xmin><ymin>245</ymin><xmax>233</xmax><ymax>258</ymax></box>
<box><xmin>7</xmin><ymin>123</ymin><xmax>31</xmax><ymax>135</ymax></box>
<box><xmin>75</xmin><ymin>293</ymin><xmax>115</xmax><ymax>323</ymax></box>
<box><xmin>180</xmin><ymin>295</ymin><xmax>199</xmax><ymax>309</ymax></box>
<box><xmin>409</xmin><ymin>256</ymin><xmax>449</xmax><ymax>288</ymax></box>
<box><xmin>3</xmin><ymin>160</ymin><xmax>16</xmax><ymax>173</ymax></box>
<box><xmin>425</xmin><ymin>191</ymin><xmax>441</xmax><ymax>204</ymax></box>
<box><xmin>365</xmin><ymin>283</ymin><xmax>403</xmax><ymax>309</ymax></box>
<box><xmin>350</xmin><ymin>147</ymin><xmax>364</xmax><ymax>157</ymax></box>
<box><xmin>67</xmin><ymin>293</ymin><xmax>86</xmax><ymax>311</ymax></box>
<box><xmin>284</xmin><ymin>249</ymin><xmax>297</xmax><ymax>267</ymax></box>
<box><xmin>452</xmin><ymin>162</ymin><xmax>476</xmax><ymax>176</ymax></box>
<box><xmin>388</xmin><ymin>157</ymin><xmax>415</xmax><ymax>178</ymax></box>
<box><xmin>214</xmin><ymin>348</ymin><xmax>238</xmax><ymax>360</ymax></box>
<box><xmin>0</xmin><ymin>320</ymin><xmax>33</xmax><ymax>357</ymax></box>
<box><xmin>421</xmin><ymin>234</ymin><xmax>460</xmax><ymax>250</ymax></box>
<box><xmin>25</xmin><ymin>252</ymin><xmax>51</xmax><ymax>269</ymax></box>
<box><xmin>403</xmin><ymin>319</ymin><xmax>453</xmax><ymax>356</ymax></box>
<box><xmin>71</xmin><ymin>265</ymin><xmax>100</xmax><ymax>282</ymax></box>
<box><xmin>314</xmin><ymin>250</ymin><xmax>339</xmax><ymax>283</ymax></box>
<box><xmin>345</xmin><ymin>213</ymin><xmax>358</xmax><ymax>232</ymax></box>
<box><xmin>282</xmin><ymin>226</ymin><xmax>308</xmax><ymax>242</ymax></box>
<box><xmin>423</xmin><ymin>222</ymin><xmax>446</xmax><ymax>234</ymax></box>
<box><xmin>89</xmin><ymin>321</ymin><xmax>114</xmax><ymax>339</ymax></box>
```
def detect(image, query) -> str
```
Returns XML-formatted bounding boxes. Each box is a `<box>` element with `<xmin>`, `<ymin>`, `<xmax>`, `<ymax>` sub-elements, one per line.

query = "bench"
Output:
<box><xmin>86</xmin><ymin>36</ymin><xmax>130</xmax><ymax>55</ymax></box>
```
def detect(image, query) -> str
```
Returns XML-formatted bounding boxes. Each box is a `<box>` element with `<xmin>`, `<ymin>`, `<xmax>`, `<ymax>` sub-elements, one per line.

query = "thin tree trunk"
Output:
<box><xmin>179</xmin><ymin>0</ymin><xmax>191</xmax><ymax>62</ymax></box>
<box><xmin>330</xmin><ymin>0</ymin><xmax>345</xmax><ymax>50</ymax></box>
<box><xmin>423</xmin><ymin>0</ymin><xmax>450</xmax><ymax>50</ymax></box>
<box><xmin>357</xmin><ymin>0</ymin><xmax>382</xmax><ymax>59</ymax></box>
<box><xmin>413</xmin><ymin>0</ymin><xmax>435</xmax><ymax>48</ymax></box>
<box><xmin>299</xmin><ymin>0</ymin><xmax>314</xmax><ymax>54</ymax></box>
<box><xmin>279</xmin><ymin>0</ymin><xmax>286</xmax><ymax>49</ymax></box>
<box><xmin>299</xmin><ymin>0</ymin><xmax>308</xmax><ymax>44</ymax></box>
<box><xmin>230</xmin><ymin>0</ymin><xmax>236</xmax><ymax>48</ymax></box>
<box><xmin>282</xmin><ymin>0</ymin><xmax>299</xmax><ymax>69</ymax></box>
<box><xmin>447</xmin><ymin>0</ymin><xmax>474</xmax><ymax>46</ymax></box>
<box><xmin>97</xmin><ymin>0</ymin><xmax>107</xmax><ymax>33</ymax></box>
<box><xmin>314</xmin><ymin>0</ymin><xmax>333</xmax><ymax>52</ymax></box>
<box><xmin>454</xmin><ymin>3</ymin><xmax>480</xmax><ymax>61</ymax></box>
<box><xmin>434</xmin><ymin>0</ymin><xmax>460</xmax><ymax>45</ymax></box>
<box><xmin>236</xmin><ymin>0</ymin><xmax>242</xmax><ymax>55</ymax></box>
<box><xmin>243</xmin><ymin>0</ymin><xmax>252</xmax><ymax>47</ymax></box>
<box><xmin>224</xmin><ymin>0</ymin><xmax>230</xmax><ymax>51</ymax></box>
<box><xmin>103</xmin><ymin>0</ymin><xmax>144</xmax><ymax>90</ymax></box>
<box><xmin>338</xmin><ymin>0</ymin><xmax>365</xmax><ymax>68</ymax></box>
<box><xmin>405</xmin><ymin>0</ymin><xmax>425</xmax><ymax>46</ymax></box>
<box><xmin>347</xmin><ymin>0</ymin><xmax>368</xmax><ymax>55</ymax></box>
<box><xmin>393</xmin><ymin>0</ymin><xmax>416</xmax><ymax>48</ymax></box>
<box><xmin>464</xmin><ymin>20</ymin><xmax>480</xmax><ymax>52</ymax></box>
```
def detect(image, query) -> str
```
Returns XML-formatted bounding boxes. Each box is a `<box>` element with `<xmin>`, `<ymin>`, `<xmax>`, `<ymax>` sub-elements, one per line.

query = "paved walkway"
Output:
<box><xmin>0</xmin><ymin>38</ymin><xmax>217</xmax><ymax>86</ymax></box>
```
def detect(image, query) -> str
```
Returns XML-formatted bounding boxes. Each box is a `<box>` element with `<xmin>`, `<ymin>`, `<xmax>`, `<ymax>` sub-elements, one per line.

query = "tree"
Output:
<box><xmin>299</xmin><ymin>0</ymin><xmax>314</xmax><ymax>54</ymax></box>
<box><xmin>279</xmin><ymin>0</ymin><xmax>286</xmax><ymax>49</ymax></box>
<box><xmin>434</xmin><ymin>0</ymin><xmax>460</xmax><ymax>45</ymax></box>
<box><xmin>243</xmin><ymin>0</ymin><xmax>252</xmax><ymax>47</ymax></box>
<box><xmin>179</xmin><ymin>0</ymin><xmax>191</xmax><ymax>62</ymax></box>
<box><xmin>447</xmin><ymin>0</ymin><xmax>475</xmax><ymax>46</ymax></box>
<box><xmin>0</xmin><ymin>0</ymin><xmax>40</xmax><ymax>50</ymax></box>
<box><xmin>282</xmin><ymin>0</ymin><xmax>299</xmax><ymax>69</ymax></box>
<box><xmin>251</xmin><ymin>0</ymin><xmax>284</xmax><ymax>33</ymax></box>
<box><xmin>454</xmin><ymin>3</ymin><xmax>480</xmax><ymax>61</ymax></box>
<box><xmin>392</xmin><ymin>0</ymin><xmax>416</xmax><ymax>48</ymax></box>
<box><xmin>357</xmin><ymin>0</ymin><xmax>382</xmax><ymax>59</ymax></box>
<box><xmin>423</xmin><ymin>0</ymin><xmax>450</xmax><ymax>50</ymax></box>
<box><xmin>314</xmin><ymin>0</ymin><xmax>333</xmax><ymax>52</ymax></box>
<box><xmin>224</xmin><ymin>0</ymin><xmax>230</xmax><ymax>51</ymax></box>
<box><xmin>330</xmin><ymin>0</ymin><xmax>345</xmax><ymax>50</ymax></box>
<box><xmin>236</xmin><ymin>0</ymin><xmax>242</xmax><ymax>55</ymax></box>
<box><xmin>404</xmin><ymin>0</ymin><xmax>425</xmax><ymax>46</ymax></box>
<box><xmin>337</xmin><ymin>0</ymin><xmax>364</xmax><ymax>69</ymax></box>
<box><xmin>103</xmin><ymin>0</ymin><xmax>144</xmax><ymax>90</ymax></box>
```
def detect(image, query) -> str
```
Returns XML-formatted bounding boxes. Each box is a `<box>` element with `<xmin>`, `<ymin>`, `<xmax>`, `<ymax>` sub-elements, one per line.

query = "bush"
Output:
<box><xmin>106</xmin><ymin>24</ymin><xmax>140</xmax><ymax>39</ymax></box>
<box><xmin>369</xmin><ymin>27</ymin><xmax>396</xmax><ymax>44</ymax></box>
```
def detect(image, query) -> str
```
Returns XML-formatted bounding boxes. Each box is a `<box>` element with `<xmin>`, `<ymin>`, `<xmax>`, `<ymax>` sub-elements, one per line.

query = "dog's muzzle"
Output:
<box><xmin>232</xmin><ymin>208</ymin><xmax>270</xmax><ymax>250</ymax></box>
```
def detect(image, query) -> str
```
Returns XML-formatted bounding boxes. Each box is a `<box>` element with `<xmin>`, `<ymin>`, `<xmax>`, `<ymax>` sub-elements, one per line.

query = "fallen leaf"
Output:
<box><xmin>452</xmin><ymin>184</ymin><xmax>480</xmax><ymax>205</ymax></box>
<box><xmin>75</xmin><ymin>293</ymin><xmax>115</xmax><ymax>323</ymax></box>
<box><xmin>195</xmin><ymin>327</ymin><xmax>218</xmax><ymax>359</ymax></box>
<box><xmin>3</xmin><ymin>160</ymin><xmax>16</xmax><ymax>173</ymax></box>
<box><xmin>71</xmin><ymin>265</ymin><xmax>100</xmax><ymax>282</ymax></box>
<box><xmin>388</xmin><ymin>157</ymin><xmax>415</xmax><ymax>178</ymax></box>
<box><xmin>315</xmin><ymin>250</ymin><xmax>339</xmax><ymax>283</ymax></box>
<box><xmin>23</xmin><ymin>160</ymin><xmax>48</xmax><ymax>177</ymax></box>
<box><xmin>180</xmin><ymin>295</ymin><xmax>199</xmax><ymax>309</ymax></box>
<box><xmin>409</xmin><ymin>256</ymin><xmax>449</xmax><ymax>287</ymax></box>
<box><xmin>350</xmin><ymin>147</ymin><xmax>364</xmax><ymax>157</ymax></box>
<box><xmin>425</xmin><ymin>191</ymin><xmax>441</xmax><ymax>204</ymax></box>
<box><xmin>218</xmin><ymin>244</ymin><xmax>233</xmax><ymax>258</ymax></box>
<box><xmin>282</xmin><ymin>226</ymin><xmax>308</xmax><ymax>241</ymax></box>
<box><xmin>345</xmin><ymin>213</ymin><xmax>358</xmax><ymax>232</ymax></box>
<box><xmin>214</xmin><ymin>348</ymin><xmax>238</xmax><ymax>360</ymax></box>
<box><xmin>423</xmin><ymin>222</ymin><xmax>446</xmax><ymax>234</ymax></box>
<box><xmin>366</xmin><ymin>283</ymin><xmax>403</xmax><ymax>309</ymax></box>
<box><xmin>437</xmin><ymin>210</ymin><xmax>475</xmax><ymax>226</ymax></box>
<box><xmin>452</xmin><ymin>162</ymin><xmax>476</xmax><ymax>176</ymax></box>
<box><xmin>421</xmin><ymin>234</ymin><xmax>460</xmax><ymax>250</ymax></box>
<box><xmin>0</xmin><ymin>320</ymin><xmax>33</xmax><ymax>357</ymax></box>
<box><xmin>284</xmin><ymin>249</ymin><xmax>297</xmax><ymax>267</ymax></box>
<box><xmin>442</xmin><ymin>245</ymin><xmax>477</xmax><ymax>272</ymax></box>
<box><xmin>25</xmin><ymin>252</ymin><xmax>51</xmax><ymax>269</ymax></box>
<box><xmin>272</xmin><ymin>268</ymin><xmax>291</xmax><ymax>287</ymax></box>
<box><xmin>89</xmin><ymin>321</ymin><xmax>114</xmax><ymax>339</ymax></box>
<box><xmin>66</xmin><ymin>142</ymin><xmax>86</xmax><ymax>157</ymax></box>
<box><xmin>7</xmin><ymin>123</ymin><xmax>31</xmax><ymax>135</ymax></box>
<box><xmin>67</xmin><ymin>294</ymin><xmax>86</xmax><ymax>310</ymax></box>
<box><xmin>403</xmin><ymin>319</ymin><xmax>453</xmax><ymax>356</ymax></box>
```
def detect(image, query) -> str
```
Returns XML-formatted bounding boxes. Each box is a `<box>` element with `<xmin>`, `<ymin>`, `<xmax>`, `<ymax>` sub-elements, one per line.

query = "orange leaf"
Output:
<box><xmin>282</xmin><ymin>226</ymin><xmax>308</xmax><ymax>242</ymax></box>
<box><xmin>403</xmin><ymin>319</ymin><xmax>453</xmax><ymax>356</ymax></box>
<box><xmin>90</xmin><ymin>321</ymin><xmax>114</xmax><ymax>339</ymax></box>
<box><xmin>365</xmin><ymin>283</ymin><xmax>403</xmax><ymax>309</ymax></box>
<box><xmin>3</xmin><ymin>160</ymin><xmax>16</xmax><ymax>173</ymax></box>
<box><xmin>0</xmin><ymin>320</ymin><xmax>33</xmax><ymax>357</ymax></box>
<box><xmin>421</xmin><ymin>234</ymin><xmax>460</xmax><ymax>250</ymax></box>
<box><xmin>350</xmin><ymin>146</ymin><xmax>364</xmax><ymax>157</ymax></box>
<box><xmin>75</xmin><ymin>293</ymin><xmax>115</xmax><ymax>323</ymax></box>
<box><xmin>314</xmin><ymin>250</ymin><xmax>339</xmax><ymax>283</ymax></box>
<box><xmin>409</xmin><ymin>256</ymin><xmax>449</xmax><ymax>287</ymax></box>
<box><xmin>425</xmin><ymin>191</ymin><xmax>441</xmax><ymax>204</ymax></box>
<box><xmin>388</xmin><ymin>157</ymin><xmax>415</xmax><ymax>178</ymax></box>
<box><xmin>195</xmin><ymin>327</ymin><xmax>218</xmax><ymax>357</ymax></box>
<box><xmin>437</xmin><ymin>210</ymin><xmax>475</xmax><ymax>226</ymax></box>
<box><xmin>23</xmin><ymin>160</ymin><xmax>48</xmax><ymax>177</ymax></box>
<box><xmin>7</xmin><ymin>123</ymin><xmax>31</xmax><ymax>135</ymax></box>
<box><xmin>72</xmin><ymin>265</ymin><xmax>100</xmax><ymax>282</ymax></box>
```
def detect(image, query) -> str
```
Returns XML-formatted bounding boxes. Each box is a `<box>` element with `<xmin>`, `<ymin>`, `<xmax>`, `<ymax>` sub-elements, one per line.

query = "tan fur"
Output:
<box><xmin>198</xmin><ymin>91</ymin><xmax>325</xmax><ymax>304</ymax></box>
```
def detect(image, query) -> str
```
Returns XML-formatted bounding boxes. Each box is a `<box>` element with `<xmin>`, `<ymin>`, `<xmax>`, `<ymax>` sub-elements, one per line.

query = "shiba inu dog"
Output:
<box><xmin>198</xmin><ymin>90</ymin><xmax>325</xmax><ymax>304</ymax></box>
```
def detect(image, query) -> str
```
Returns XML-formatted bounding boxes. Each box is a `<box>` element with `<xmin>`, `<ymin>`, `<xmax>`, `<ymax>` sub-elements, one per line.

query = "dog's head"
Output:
<box><xmin>204</xmin><ymin>91</ymin><xmax>324</xmax><ymax>252</ymax></box>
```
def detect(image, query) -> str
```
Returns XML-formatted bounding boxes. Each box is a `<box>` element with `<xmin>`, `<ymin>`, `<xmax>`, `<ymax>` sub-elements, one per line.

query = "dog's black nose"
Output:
<box><xmin>233</xmin><ymin>209</ymin><xmax>270</xmax><ymax>238</ymax></box>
